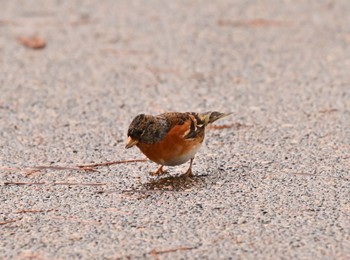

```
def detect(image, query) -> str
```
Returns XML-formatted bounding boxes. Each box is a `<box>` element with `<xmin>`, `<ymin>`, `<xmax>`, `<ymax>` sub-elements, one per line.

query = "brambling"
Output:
<box><xmin>125</xmin><ymin>111</ymin><xmax>232</xmax><ymax>176</ymax></box>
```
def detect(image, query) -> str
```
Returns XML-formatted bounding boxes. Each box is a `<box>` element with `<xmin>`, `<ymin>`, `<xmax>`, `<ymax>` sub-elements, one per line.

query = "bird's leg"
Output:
<box><xmin>184</xmin><ymin>158</ymin><xmax>194</xmax><ymax>177</ymax></box>
<box><xmin>149</xmin><ymin>165</ymin><xmax>167</xmax><ymax>176</ymax></box>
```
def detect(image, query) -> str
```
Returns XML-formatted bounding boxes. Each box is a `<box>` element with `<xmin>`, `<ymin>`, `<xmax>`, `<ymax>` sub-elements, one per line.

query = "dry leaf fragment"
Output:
<box><xmin>17</xmin><ymin>36</ymin><xmax>46</xmax><ymax>49</ymax></box>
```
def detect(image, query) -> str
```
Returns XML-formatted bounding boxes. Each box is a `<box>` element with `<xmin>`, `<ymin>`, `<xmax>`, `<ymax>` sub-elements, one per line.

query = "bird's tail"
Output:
<box><xmin>197</xmin><ymin>111</ymin><xmax>232</xmax><ymax>127</ymax></box>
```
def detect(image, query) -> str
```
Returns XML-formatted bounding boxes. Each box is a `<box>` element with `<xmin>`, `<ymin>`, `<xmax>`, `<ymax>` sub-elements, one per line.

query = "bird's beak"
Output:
<box><xmin>125</xmin><ymin>136</ymin><xmax>138</xmax><ymax>149</ymax></box>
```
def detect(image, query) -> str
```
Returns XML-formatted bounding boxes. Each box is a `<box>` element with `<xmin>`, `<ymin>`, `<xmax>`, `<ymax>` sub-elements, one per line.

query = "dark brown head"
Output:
<box><xmin>125</xmin><ymin>114</ymin><xmax>169</xmax><ymax>148</ymax></box>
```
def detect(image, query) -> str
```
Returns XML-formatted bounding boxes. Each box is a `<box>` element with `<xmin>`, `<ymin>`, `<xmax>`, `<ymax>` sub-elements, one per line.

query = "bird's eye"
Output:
<box><xmin>132</xmin><ymin>129</ymin><xmax>143</xmax><ymax>138</ymax></box>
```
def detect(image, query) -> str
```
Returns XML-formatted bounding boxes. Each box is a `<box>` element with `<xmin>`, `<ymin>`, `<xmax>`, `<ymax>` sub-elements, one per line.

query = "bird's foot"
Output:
<box><xmin>183</xmin><ymin>158</ymin><xmax>194</xmax><ymax>177</ymax></box>
<box><xmin>149</xmin><ymin>165</ymin><xmax>167</xmax><ymax>176</ymax></box>
<box><xmin>184</xmin><ymin>167</ymin><xmax>193</xmax><ymax>177</ymax></box>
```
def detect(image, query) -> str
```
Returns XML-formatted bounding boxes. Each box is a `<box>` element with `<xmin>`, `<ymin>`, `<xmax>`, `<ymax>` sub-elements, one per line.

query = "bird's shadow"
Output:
<box><xmin>97</xmin><ymin>173</ymin><xmax>209</xmax><ymax>198</ymax></box>
<box><xmin>142</xmin><ymin>173</ymin><xmax>208</xmax><ymax>191</ymax></box>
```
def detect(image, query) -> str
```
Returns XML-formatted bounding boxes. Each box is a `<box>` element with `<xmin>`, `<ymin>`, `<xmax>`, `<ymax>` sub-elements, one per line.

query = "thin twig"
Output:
<box><xmin>77</xmin><ymin>159</ymin><xmax>148</xmax><ymax>168</ymax></box>
<box><xmin>3</xmin><ymin>182</ymin><xmax>107</xmax><ymax>186</ymax></box>
<box><xmin>1</xmin><ymin>159</ymin><xmax>148</xmax><ymax>175</ymax></box>
<box><xmin>218</xmin><ymin>18</ymin><xmax>288</xmax><ymax>27</ymax></box>
<box><xmin>0</xmin><ymin>219</ymin><xmax>20</xmax><ymax>225</ymax></box>
<box><xmin>4</xmin><ymin>182</ymin><xmax>46</xmax><ymax>185</ymax></box>
<box><xmin>319</xmin><ymin>108</ymin><xmax>337</xmax><ymax>114</ymax></box>
<box><xmin>53</xmin><ymin>182</ymin><xmax>107</xmax><ymax>186</ymax></box>
<box><xmin>150</xmin><ymin>246</ymin><xmax>196</xmax><ymax>259</ymax></box>
<box><xmin>14</xmin><ymin>209</ymin><xmax>56</xmax><ymax>214</ymax></box>
<box><xmin>0</xmin><ymin>166</ymin><xmax>20</xmax><ymax>171</ymax></box>
<box><xmin>30</xmin><ymin>165</ymin><xmax>97</xmax><ymax>172</ymax></box>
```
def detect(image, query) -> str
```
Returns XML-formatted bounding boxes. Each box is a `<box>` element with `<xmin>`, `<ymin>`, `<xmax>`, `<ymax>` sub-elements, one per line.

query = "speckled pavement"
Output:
<box><xmin>1</xmin><ymin>1</ymin><xmax>350</xmax><ymax>259</ymax></box>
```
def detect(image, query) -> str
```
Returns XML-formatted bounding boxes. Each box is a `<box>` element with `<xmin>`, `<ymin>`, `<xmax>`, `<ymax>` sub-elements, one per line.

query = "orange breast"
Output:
<box><xmin>136</xmin><ymin>119</ymin><xmax>204</xmax><ymax>166</ymax></box>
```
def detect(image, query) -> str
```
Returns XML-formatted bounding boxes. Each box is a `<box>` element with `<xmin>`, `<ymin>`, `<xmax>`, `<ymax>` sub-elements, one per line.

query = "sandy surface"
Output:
<box><xmin>1</xmin><ymin>0</ymin><xmax>350</xmax><ymax>259</ymax></box>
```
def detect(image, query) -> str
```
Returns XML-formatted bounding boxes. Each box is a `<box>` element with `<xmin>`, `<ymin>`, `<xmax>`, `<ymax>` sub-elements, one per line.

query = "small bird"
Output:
<box><xmin>125</xmin><ymin>111</ymin><xmax>231</xmax><ymax>176</ymax></box>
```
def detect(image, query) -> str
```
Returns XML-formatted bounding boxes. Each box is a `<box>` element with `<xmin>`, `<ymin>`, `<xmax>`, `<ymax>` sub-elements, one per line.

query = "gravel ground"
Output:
<box><xmin>1</xmin><ymin>0</ymin><xmax>350</xmax><ymax>259</ymax></box>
